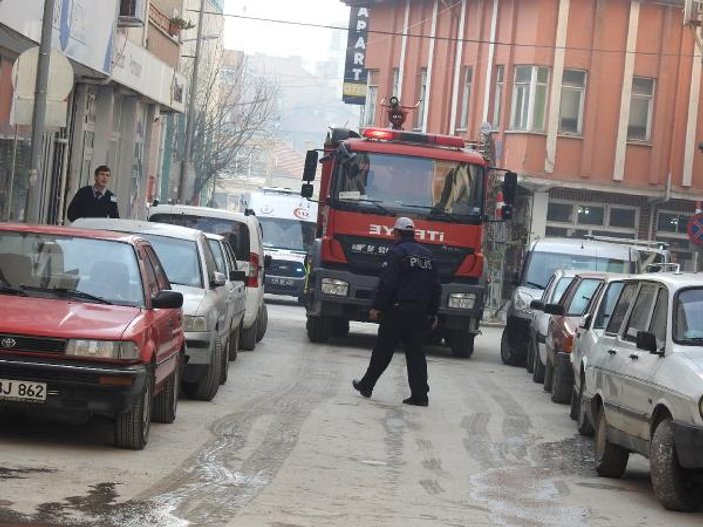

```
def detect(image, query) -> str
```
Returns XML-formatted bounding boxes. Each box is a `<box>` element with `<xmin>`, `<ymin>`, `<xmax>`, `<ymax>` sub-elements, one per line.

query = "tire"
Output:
<box><xmin>331</xmin><ymin>318</ymin><xmax>350</xmax><ymax>338</ymax></box>
<box><xmin>307</xmin><ymin>315</ymin><xmax>331</xmax><ymax>343</ymax></box>
<box><xmin>650</xmin><ymin>418</ymin><xmax>700</xmax><ymax>511</ymax></box>
<box><xmin>240</xmin><ymin>320</ymin><xmax>257</xmax><ymax>351</ymax></box>
<box><xmin>255</xmin><ymin>303</ymin><xmax>268</xmax><ymax>342</ymax></box>
<box><xmin>153</xmin><ymin>354</ymin><xmax>181</xmax><ymax>424</ymax></box>
<box><xmin>532</xmin><ymin>344</ymin><xmax>546</xmax><ymax>384</ymax></box>
<box><xmin>543</xmin><ymin>356</ymin><xmax>554</xmax><ymax>392</ymax></box>
<box><xmin>594</xmin><ymin>405</ymin><xmax>629</xmax><ymax>478</ymax></box>
<box><xmin>115</xmin><ymin>366</ymin><xmax>153</xmax><ymax>450</ymax></box>
<box><xmin>220</xmin><ymin>334</ymin><xmax>229</xmax><ymax>385</ymax></box>
<box><xmin>551</xmin><ymin>360</ymin><xmax>572</xmax><ymax>404</ymax></box>
<box><xmin>228</xmin><ymin>324</ymin><xmax>240</xmax><ymax>361</ymax></box>
<box><xmin>449</xmin><ymin>330</ymin><xmax>475</xmax><ymax>358</ymax></box>
<box><xmin>183</xmin><ymin>336</ymin><xmax>222</xmax><ymax>401</ymax></box>
<box><xmin>500</xmin><ymin>329</ymin><xmax>520</xmax><ymax>366</ymax></box>
<box><xmin>526</xmin><ymin>332</ymin><xmax>535</xmax><ymax>374</ymax></box>
<box><xmin>576</xmin><ymin>375</ymin><xmax>594</xmax><ymax>437</ymax></box>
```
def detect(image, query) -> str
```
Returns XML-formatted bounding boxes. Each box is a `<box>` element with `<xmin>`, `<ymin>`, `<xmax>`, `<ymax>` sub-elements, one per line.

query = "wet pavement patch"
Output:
<box><xmin>0</xmin><ymin>467</ymin><xmax>56</xmax><ymax>480</ymax></box>
<box><xmin>533</xmin><ymin>435</ymin><xmax>594</xmax><ymax>477</ymax></box>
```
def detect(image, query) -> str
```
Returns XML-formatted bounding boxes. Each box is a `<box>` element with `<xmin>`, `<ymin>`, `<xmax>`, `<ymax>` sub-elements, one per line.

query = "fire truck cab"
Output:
<box><xmin>300</xmin><ymin>123</ymin><xmax>516</xmax><ymax>358</ymax></box>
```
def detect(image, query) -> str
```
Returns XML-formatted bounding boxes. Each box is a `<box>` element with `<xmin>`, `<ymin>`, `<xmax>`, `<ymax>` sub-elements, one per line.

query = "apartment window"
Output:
<box><xmin>577</xmin><ymin>205</ymin><xmax>605</xmax><ymax>226</ymax></box>
<box><xmin>392</xmin><ymin>68</ymin><xmax>400</xmax><ymax>98</ymax></box>
<box><xmin>362</xmin><ymin>70</ymin><xmax>378</xmax><ymax>127</ymax></box>
<box><xmin>628</xmin><ymin>77</ymin><xmax>655</xmax><ymax>141</ymax></box>
<box><xmin>657</xmin><ymin>211</ymin><xmax>689</xmax><ymax>235</ymax></box>
<box><xmin>546</xmin><ymin>200</ymin><xmax>638</xmax><ymax>239</ymax></box>
<box><xmin>491</xmin><ymin>65</ymin><xmax>504</xmax><ymax>129</ymax></box>
<box><xmin>559</xmin><ymin>69</ymin><xmax>586</xmax><ymax>134</ymax></box>
<box><xmin>510</xmin><ymin>65</ymin><xmax>549</xmax><ymax>131</ymax></box>
<box><xmin>457</xmin><ymin>66</ymin><xmax>473</xmax><ymax>131</ymax></box>
<box><xmin>609</xmin><ymin>207</ymin><xmax>636</xmax><ymax>229</ymax></box>
<box><xmin>546</xmin><ymin>202</ymin><xmax>573</xmax><ymax>223</ymax></box>
<box><xmin>414</xmin><ymin>68</ymin><xmax>428</xmax><ymax>131</ymax></box>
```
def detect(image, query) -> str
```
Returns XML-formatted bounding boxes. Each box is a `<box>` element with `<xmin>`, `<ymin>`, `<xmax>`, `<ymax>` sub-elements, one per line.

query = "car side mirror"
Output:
<box><xmin>211</xmin><ymin>271</ymin><xmax>227</xmax><ymax>287</ymax></box>
<box><xmin>636</xmin><ymin>331</ymin><xmax>660</xmax><ymax>354</ymax></box>
<box><xmin>301</xmin><ymin>183</ymin><xmax>314</xmax><ymax>199</ymax></box>
<box><xmin>544</xmin><ymin>303</ymin><xmax>565</xmax><ymax>316</ymax></box>
<box><xmin>264</xmin><ymin>254</ymin><xmax>273</xmax><ymax>270</ymax></box>
<box><xmin>579</xmin><ymin>313</ymin><xmax>592</xmax><ymax>330</ymax></box>
<box><xmin>529</xmin><ymin>300</ymin><xmax>545</xmax><ymax>311</ymax></box>
<box><xmin>152</xmin><ymin>290</ymin><xmax>183</xmax><ymax>309</ymax></box>
<box><xmin>502</xmin><ymin>171</ymin><xmax>518</xmax><ymax>205</ymax></box>
<box><xmin>229</xmin><ymin>270</ymin><xmax>247</xmax><ymax>283</ymax></box>
<box><xmin>303</xmin><ymin>150</ymin><xmax>319</xmax><ymax>181</ymax></box>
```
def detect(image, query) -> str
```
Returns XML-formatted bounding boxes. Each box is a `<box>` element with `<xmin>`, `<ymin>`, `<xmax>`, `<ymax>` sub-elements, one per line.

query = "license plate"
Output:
<box><xmin>0</xmin><ymin>379</ymin><xmax>47</xmax><ymax>403</ymax></box>
<box><xmin>271</xmin><ymin>278</ymin><xmax>294</xmax><ymax>286</ymax></box>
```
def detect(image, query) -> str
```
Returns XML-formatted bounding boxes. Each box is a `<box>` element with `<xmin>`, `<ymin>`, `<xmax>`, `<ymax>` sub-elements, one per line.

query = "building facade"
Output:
<box><xmin>348</xmin><ymin>0</ymin><xmax>703</xmax><ymax>270</ymax></box>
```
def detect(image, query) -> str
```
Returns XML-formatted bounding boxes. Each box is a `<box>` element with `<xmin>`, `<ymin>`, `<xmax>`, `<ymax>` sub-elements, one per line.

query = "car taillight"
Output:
<box><xmin>248</xmin><ymin>252</ymin><xmax>260</xmax><ymax>288</ymax></box>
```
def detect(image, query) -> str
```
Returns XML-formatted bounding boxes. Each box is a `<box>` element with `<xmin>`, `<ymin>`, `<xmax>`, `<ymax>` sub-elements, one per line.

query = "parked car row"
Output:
<box><xmin>0</xmin><ymin>206</ymin><xmax>271</xmax><ymax>450</ymax></box>
<box><xmin>518</xmin><ymin>265</ymin><xmax>703</xmax><ymax>512</ymax></box>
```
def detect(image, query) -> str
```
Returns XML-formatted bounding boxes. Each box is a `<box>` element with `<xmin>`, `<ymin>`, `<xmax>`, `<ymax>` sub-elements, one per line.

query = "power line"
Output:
<box><xmin>196</xmin><ymin>10</ymin><xmax>700</xmax><ymax>59</ymax></box>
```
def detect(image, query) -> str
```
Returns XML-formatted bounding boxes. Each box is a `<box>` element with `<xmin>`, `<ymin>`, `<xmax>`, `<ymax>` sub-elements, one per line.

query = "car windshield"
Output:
<box><xmin>333</xmin><ymin>152</ymin><xmax>484</xmax><ymax>219</ymax></box>
<box><xmin>0</xmin><ymin>231</ymin><xmax>144</xmax><ymax>306</ymax></box>
<box><xmin>258</xmin><ymin>217</ymin><xmax>316</xmax><ymax>252</ymax></box>
<box><xmin>524</xmin><ymin>251</ymin><xmax>631</xmax><ymax>290</ymax></box>
<box><xmin>140</xmin><ymin>234</ymin><xmax>203</xmax><ymax>289</ymax></box>
<box><xmin>150</xmin><ymin>213</ymin><xmax>251</xmax><ymax>260</ymax></box>
<box><xmin>674</xmin><ymin>288</ymin><xmax>703</xmax><ymax>344</ymax></box>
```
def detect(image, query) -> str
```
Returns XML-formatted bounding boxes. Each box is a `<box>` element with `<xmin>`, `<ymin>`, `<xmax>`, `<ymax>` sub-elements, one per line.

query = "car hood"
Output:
<box><xmin>0</xmin><ymin>296</ymin><xmax>140</xmax><ymax>339</ymax></box>
<box><xmin>171</xmin><ymin>285</ymin><xmax>205</xmax><ymax>316</ymax></box>
<box><xmin>678</xmin><ymin>349</ymin><xmax>703</xmax><ymax>375</ymax></box>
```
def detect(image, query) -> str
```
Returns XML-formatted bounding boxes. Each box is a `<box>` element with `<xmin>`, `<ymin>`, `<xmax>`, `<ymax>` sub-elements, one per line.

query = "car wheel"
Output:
<box><xmin>183</xmin><ymin>336</ymin><xmax>222</xmax><ymax>401</ymax></box>
<box><xmin>532</xmin><ymin>344</ymin><xmax>545</xmax><ymax>384</ymax></box>
<box><xmin>594</xmin><ymin>405</ymin><xmax>629</xmax><ymax>478</ymax></box>
<box><xmin>500</xmin><ymin>329</ymin><xmax>520</xmax><ymax>366</ymax></box>
<box><xmin>576</xmin><ymin>374</ymin><xmax>594</xmax><ymax>436</ymax></box>
<box><xmin>307</xmin><ymin>315</ymin><xmax>331</xmax><ymax>343</ymax></box>
<box><xmin>115</xmin><ymin>366</ymin><xmax>153</xmax><ymax>450</ymax></box>
<box><xmin>331</xmin><ymin>318</ymin><xmax>350</xmax><ymax>338</ymax></box>
<box><xmin>219</xmin><ymin>334</ymin><xmax>229</xmax><ymax>385</ymax></box>
<box><xmin>526</xmin><ymin>332</ymin><xmax>535</xmax><ymax>374</ymax></box>
<box><xmin>255</xmin><ymin>303</ymin><xmax>268</xmax><ymax>342</ymax></box>
<box><xmin>228</xmin><ymin>324</ymin><xmax>240</xmax><ymax>361</ymax></box>
<box><xmin>543</xmin><ymin>356</ymin><xmax>554</xmax><ymax>392</ymax></box>
<box><xmin>153</xmin><ymin>353</ymin><xmax>181</xmax><ymax>424</ymax></box>
<box><xmin>240</xmin><ymin>320</ymin><xmax>257</xmax><ymax>351</ymax></box>
<box><xmin>550</xmin><ymin>361</ymin><xmax>572</xmax><ymax>404</ymax></box>
<box><xmin>650</xmin><ymin>418</ymin><xmax>700</xmax><ymax>511</ymax></box>
<box><xmin>449</xmin><ymin>330</ymin><xmax>475</xmax><ymax>358</ymax></box>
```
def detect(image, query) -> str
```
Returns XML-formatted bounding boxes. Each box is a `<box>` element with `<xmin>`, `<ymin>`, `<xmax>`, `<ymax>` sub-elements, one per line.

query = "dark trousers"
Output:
<box><xmin>359</xmin><ymin>304</ymin><xmax>429</xmax><ymax>399</ymax></box>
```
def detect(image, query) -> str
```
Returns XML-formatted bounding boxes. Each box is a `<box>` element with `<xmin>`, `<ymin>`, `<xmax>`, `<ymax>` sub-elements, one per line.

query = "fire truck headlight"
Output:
<box><xmin>448</xmin><ymin>293</ymin><xmax>477</xmax><ymax>310</ymax></box>
<box><xmin>321</xmin><ymin>278</ymin><xmax>349</xmax><ymax>297</ymax></box>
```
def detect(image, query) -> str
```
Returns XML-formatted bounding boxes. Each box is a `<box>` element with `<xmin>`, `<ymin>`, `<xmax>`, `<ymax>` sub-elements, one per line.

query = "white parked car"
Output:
<box><xmin>583</xmin><ymin>273</ymin><xmax>703</xmax><ymax>511</ymax></box>
<box><xmin>148</xmin><ymin>204</ymin><xmax>268</xmax><ymax>351</ymax></box>
<box><xmin>72</xmin><ymin>218</ymin><xmax>243</xmax><ymax>401</ymax></box>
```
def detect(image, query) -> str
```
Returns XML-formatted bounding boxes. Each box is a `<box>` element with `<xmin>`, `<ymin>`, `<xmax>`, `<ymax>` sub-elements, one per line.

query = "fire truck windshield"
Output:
<box><xmin>334</xmin><ymin>152</ymin><xmax>484</xmax><ymax>219</ymax></box>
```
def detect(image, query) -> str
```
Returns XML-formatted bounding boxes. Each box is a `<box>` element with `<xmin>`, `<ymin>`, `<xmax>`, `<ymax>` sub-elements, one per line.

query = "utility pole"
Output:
<box><xmin>178</xmin><ymin>0</ymin><xmax>206</xmax><ymax>204</ymax></box>
<box><xmin>24</xmin><ymin>0</ymin><xmax>55</xmax><ymax>224</ymax></box>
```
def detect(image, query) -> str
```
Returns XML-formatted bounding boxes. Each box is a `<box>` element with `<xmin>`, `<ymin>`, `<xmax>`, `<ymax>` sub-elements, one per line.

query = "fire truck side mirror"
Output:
<box><xmin>502</xmin><ymin>171</ymin><xmax>518</xmax><ymax>205</ymax></box>
<box><xmin>303</xmin><ymin>150</ymin><xmax>319</xmax><ymax>182</ymax></box>
<box><xmin>301</xmin><ymin>183</ymin><xmax>314</xmax><ymax>199</ymax></box>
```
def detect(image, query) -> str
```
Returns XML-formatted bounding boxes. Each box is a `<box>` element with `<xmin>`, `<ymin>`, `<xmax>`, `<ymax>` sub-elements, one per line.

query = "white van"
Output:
<box><xmin>148</xmin><ymin>204</ymin><xmax>268</xmax><ymax>351</ymax></box>
<box><xmin>246</xmin><ymin>188</ymin><xmax>318</xmax><ymax>302</ymax></box>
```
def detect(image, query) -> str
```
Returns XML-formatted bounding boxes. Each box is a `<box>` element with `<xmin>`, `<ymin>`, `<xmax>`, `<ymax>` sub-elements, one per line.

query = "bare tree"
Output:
<box><xmin>187</xmin><ymin>51</ymin><xmax>278</xmax><ymax>203</ymax></box>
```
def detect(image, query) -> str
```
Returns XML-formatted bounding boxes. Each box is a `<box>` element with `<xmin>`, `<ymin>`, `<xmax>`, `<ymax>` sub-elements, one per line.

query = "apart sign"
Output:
<box><xmin>342</xmin><ymin>7</ymin><xmax>370</xmax><ymax>105</ymax></box>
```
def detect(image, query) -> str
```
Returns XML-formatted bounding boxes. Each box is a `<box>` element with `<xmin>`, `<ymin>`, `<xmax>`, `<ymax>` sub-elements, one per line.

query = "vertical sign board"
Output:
<box><xmin>342</xmin><ymin>7</ymin><xmax>370</xmax><ymax>105</ymax></box>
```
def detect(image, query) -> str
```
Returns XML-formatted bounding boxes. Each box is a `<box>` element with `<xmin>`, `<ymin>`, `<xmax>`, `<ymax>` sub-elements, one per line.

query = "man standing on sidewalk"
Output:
<box><xmin>353</xmin><ymin>217</ymin><xmax>442</xmax><ymax>406</ymax></box>
<box><xmin>67</xmin><ymin>165</ymin><xmax>120</xmax><ymax>222</ymax></box>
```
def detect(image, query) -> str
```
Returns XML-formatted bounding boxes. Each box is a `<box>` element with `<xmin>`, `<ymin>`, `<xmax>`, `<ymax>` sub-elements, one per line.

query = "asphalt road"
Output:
<box><xmin>0</xmin><ymin>297</ymin><xmax>702</xmax><ymax>526</ymax></box>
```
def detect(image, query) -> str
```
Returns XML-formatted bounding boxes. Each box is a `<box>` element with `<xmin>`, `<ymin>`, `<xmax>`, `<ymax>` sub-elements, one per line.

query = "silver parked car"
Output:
<box><xmin>72</xmin><ymin>219</ymin><xmax>244</xmax><ymax>401</ymax></box>
<box><xmin>583</xmin><ymin>273</ymin><xmax>703</xmax><ymax>512</ymax></box>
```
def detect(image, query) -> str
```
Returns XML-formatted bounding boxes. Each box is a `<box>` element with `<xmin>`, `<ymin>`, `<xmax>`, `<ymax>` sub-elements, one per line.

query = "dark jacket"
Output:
<box><xmin>372</xmin><ymin>238</ymin><xmax>442</xmax><ymax>315</ymax></box>
<box><xmin>67</xmin><ymin>186</ymin><xmax>120</xmax><ymax>222</ymax></box>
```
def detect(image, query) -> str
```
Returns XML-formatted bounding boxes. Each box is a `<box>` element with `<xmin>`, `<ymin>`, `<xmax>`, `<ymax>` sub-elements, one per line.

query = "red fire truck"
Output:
<box><xmin>300</xmin><ymin>104</ymin><xmax>516</xmax><ymax>357</ymax></box>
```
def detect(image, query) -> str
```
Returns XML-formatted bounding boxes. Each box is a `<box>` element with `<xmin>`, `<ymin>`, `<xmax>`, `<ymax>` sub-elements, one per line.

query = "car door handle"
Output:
<box><xmin>608</xmin><ymin>349</ymin><xmax>617</xmax><ymax>355</ymax></box>
<box><xmin>629</xmin><ymin>353</ymin><xmax>639</xmax><ymax>360</ymax></box>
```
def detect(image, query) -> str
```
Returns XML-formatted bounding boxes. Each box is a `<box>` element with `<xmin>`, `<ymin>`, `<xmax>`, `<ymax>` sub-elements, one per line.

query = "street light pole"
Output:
<box><xmin>178</xmin><ymin>0</ymin><xmax>206</xmax><ymax>204</ymax></box>
<box><xmin>24</xmin><ymin>0</ymin><xmax>55</xmax><ymax>223</ymax></box>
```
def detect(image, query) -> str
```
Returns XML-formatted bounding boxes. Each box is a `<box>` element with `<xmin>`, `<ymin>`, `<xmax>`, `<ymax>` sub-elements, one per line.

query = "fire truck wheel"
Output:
<box><xmin>331</xmin><ymin>318</ymin><xmax>350</xmax><ymax>338</ymax></box>
<box><xmin>307</xmin><ymin>316</ymin><xmax>331</xmax><ymax>343</ymax></box>
<box><xmin>448</xmin><ymin>330</ymin><xmax>474</xmax><ymax>358</ymax></box>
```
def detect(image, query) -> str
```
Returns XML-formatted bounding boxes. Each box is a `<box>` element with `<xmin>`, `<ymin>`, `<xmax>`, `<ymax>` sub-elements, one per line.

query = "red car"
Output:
<box><xmin>0</xmin><ymin>223</ymin><xmax>184</xmax><ymax>449</ymax></box>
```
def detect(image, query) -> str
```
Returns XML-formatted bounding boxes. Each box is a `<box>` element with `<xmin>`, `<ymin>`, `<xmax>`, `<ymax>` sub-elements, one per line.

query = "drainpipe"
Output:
<box><xmin>646</xmin><ymin>171</ymin><xmax>672</xmax><ymax>240</ymax></box>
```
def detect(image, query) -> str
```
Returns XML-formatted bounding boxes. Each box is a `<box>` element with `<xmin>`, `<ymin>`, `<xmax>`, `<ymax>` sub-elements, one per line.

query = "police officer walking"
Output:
<box><xmin>353</xmin><ymin>217</ymin><xmax>442</xmax><ymax>406</ymax></box>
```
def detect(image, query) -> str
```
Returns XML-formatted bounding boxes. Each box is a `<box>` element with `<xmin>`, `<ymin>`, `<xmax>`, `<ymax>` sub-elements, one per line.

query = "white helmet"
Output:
<box><xmin>393</xmin><ymin>216</ymin><xmax>415</xmax><ymax>232</ymax></box>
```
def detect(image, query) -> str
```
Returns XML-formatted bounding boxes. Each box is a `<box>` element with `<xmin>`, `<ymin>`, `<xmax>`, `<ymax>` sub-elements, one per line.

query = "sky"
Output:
<box><xmin>223</xmin><ymin>0</ymin><xmax>351</xmax><ymax>63</ymax></box>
